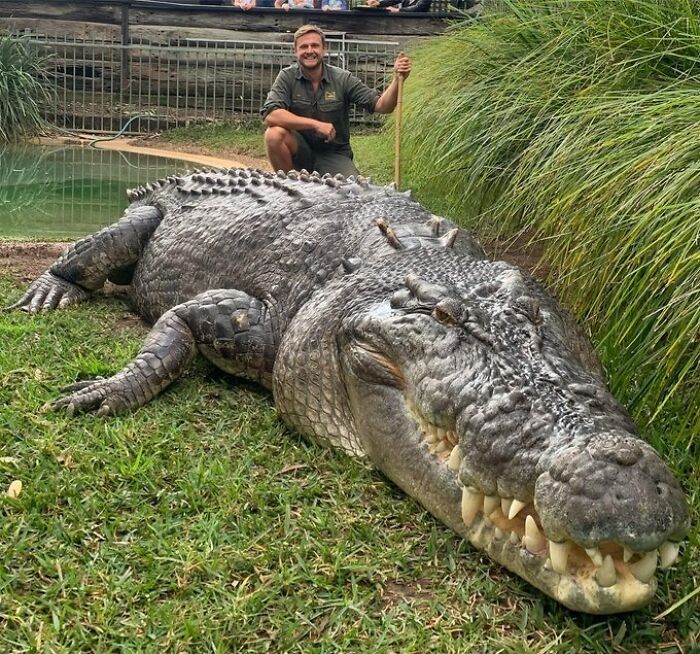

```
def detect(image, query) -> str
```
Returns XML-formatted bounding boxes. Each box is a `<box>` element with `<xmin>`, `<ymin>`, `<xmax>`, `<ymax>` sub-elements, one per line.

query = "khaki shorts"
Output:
<box><xmin>292</xmin><ymin>131</ymin><xmax>360</xmax><ymax>178</ymax></box>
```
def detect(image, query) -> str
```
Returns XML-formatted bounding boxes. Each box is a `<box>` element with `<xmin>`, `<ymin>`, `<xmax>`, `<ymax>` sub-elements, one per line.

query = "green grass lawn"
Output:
<box><xmin>1</xmin><ymin>118</ymin><xmax>697</xmax><ymax>652</ymax></box>
<box><xmin>0</xmin><ymin>274</ymin><xmax>698</xmax><ymax>652</ymax></box>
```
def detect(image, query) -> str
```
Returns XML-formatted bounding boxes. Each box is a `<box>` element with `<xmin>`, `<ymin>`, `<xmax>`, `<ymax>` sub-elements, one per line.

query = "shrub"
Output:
<box><xmin>0</xmin><ymin>34</ymin><xmax>53</xmax><ymax>141</ymax></box>
<box><xmin>401</xmin><ymin>0</ymin><xmax>700</xmax><ymax>437</ymax></box>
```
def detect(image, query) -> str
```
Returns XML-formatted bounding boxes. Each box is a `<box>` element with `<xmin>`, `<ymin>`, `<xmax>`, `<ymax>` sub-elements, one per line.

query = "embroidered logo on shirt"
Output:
<box><xmin>324</xmin><ymin>90</ymin><xmax>337</xmax><ymax>101</ymax></box>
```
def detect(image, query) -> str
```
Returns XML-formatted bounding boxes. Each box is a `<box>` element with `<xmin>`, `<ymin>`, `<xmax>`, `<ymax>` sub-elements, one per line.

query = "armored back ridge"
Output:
<box><xmin>9</xmin><ymin>168</ymin><xmax>689</xmax><ymax>614</ymax></box>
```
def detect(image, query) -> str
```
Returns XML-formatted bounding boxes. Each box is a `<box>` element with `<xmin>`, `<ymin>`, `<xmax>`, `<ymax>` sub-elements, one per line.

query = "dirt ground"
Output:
<box><xmin>35</xmin><ymin>135</ymin><xmax>269</xmax><ymax>172</ymax></box>
<box><xmin>0</xmin><ymin>240</ymin><xmax>70</xmax><ymax>283</ymax></box>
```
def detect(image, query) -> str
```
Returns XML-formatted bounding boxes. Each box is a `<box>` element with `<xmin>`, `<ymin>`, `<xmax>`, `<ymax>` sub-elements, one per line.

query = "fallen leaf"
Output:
<box><xmin>6</xmin><ymin>479</ymin><xmax>23</xmax><ymax>498</ymax></box>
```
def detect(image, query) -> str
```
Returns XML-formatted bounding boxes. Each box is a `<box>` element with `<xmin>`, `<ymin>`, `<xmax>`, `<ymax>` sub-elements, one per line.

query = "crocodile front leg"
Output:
<box><xmin>52</xmin><ymin>288</ymin><xmax>278</xmax><ymax>415</ymax></box>
<box><xmin>8</xmin><ymin>205</ymin><xmax>163</xmax><ymax>313</ymax></box>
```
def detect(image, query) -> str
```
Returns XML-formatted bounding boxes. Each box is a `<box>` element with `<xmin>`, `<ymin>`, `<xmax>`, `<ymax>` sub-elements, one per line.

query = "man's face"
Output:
<box><xmin>294</xmin><ymin>32</ymin><xmax>326</xmax><ymax>73</ymax></box>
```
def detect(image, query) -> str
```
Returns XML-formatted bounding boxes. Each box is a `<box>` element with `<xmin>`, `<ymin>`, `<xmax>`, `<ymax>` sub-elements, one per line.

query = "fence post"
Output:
<box><xmin>120</xmin><ymin>1</ymin><xmax>130</xmax><ymax>96</ymax></box>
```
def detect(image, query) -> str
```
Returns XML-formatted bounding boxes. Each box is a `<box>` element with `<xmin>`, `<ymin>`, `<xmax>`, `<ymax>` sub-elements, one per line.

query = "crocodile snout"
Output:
<box><xmin>535</xmin><ymin>433</ymin><xmax>689</xmax><ymax>552</ymax></box>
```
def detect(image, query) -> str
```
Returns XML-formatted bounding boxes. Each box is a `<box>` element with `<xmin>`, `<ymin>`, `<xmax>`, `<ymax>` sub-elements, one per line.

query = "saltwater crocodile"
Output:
<box><xmin>10</xmin><ymin>168</ymin><xmax>689</xmax><ymax>614</ymax></box>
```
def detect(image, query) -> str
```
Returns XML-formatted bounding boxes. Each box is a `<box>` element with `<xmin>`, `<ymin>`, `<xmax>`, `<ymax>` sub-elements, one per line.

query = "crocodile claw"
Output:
<box><xmin>50</xmin><ymin>377</ymin><xmax>128</xmax><ymax>415</ymax></box>
<box><xmin>6</xmin><ymin>272</ymin><xmax>89</xmax><ymax>313</ymax></box>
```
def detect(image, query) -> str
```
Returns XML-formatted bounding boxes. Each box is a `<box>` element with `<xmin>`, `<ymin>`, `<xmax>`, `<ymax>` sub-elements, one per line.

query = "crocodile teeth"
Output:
<box><xmin>483</xmin><ymin>495</ymin><xmax>500</xmax><ymax>517</ymax></box>
<box><xmin>501</xmin><ymin>497</ymin><xmax>512</xmax><ymax>517</ymax></box>
<box><xmin>549</xmin><ymin>540</ymin><xmax>569</xmax><ymax>574</ymax></box>
<box><xmin>461</xmin><ymin>486</ymin><xmax>483</xmax><ymax>526</ymax></box>
<box><xmin>659</xmin><ymin>542</ymin><xmax>680</xmax><ymax>569</ymax></box>
<box><xmin>524</xmin><ymin>515</ymin><xmax>547</xmax><ymax>554</ymax></box>
<box><xmin>623</xmin><ymin>546</ymin><xmax>634</xmax><ymax>563</ymax></box>
<box><xmin>629</xmin><ymin>550</ymin><xmax>658</xmax><ymax>584</ymax></box>
<box><xmin>447</xmin><ymin>446</ymin><xmax>461</xmax><ymax>472</ymax></box>
<box><xmin>596</xmin><ymin>555</ymin><xmax>617</xmax><ymax>588</ymax></box>
<box><xmin>508</xmin><ymin>499</ymin><xmax>527</xmax><ymax>520</ymax></box>
<box><xmin>585</xmin><ymin>547</ymin><xmax>604</xmax><ymax>567</ymax></box>
<box><xmin>494</xmin><ymin>527</ymin><xmax>504</xmax><ymax>539</ymax></box>
<box><xmin>509</xmin><ymin>531</ymin><xmax>520</xmax><ymax>545</ymax></box>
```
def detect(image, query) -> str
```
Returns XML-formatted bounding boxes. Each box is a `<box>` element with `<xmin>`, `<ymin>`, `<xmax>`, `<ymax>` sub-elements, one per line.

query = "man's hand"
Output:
<box><xmin>314</xmin><ymin>121</ymin><xmax>336</xmax><ymax>143</ymax></box>
<box><xmin>394</xmin><ymin>52</ymin><xmax>411</xmax><ymax>79</ymax></box>
<box><xmin>366</xmin><ymin>0</ymin><xmax>381</xmax><ymax>5</ymax></box>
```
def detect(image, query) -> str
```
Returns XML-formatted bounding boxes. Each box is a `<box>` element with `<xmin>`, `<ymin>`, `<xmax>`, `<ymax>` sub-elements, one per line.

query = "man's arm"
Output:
<box><xmin>263</xmin><ymin>109</ymin><xmax>335</xmax><ymax>142</ymax></box>
<box><xmin>374</xmin><ymin>53</ymin><xmax>412</xmax><ymax>114</ymax></box>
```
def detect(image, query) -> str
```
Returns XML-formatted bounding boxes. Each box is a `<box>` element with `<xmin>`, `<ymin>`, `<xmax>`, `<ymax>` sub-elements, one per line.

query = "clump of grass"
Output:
<box><xmin>0</xmin><ymin>34</ymin><xmax>53</xmax><ymax>141</ymax></box>
<box><xmin>401</xmin><ymin>0</ymin><xmax>700</xmax><ymax>437</ymax></box>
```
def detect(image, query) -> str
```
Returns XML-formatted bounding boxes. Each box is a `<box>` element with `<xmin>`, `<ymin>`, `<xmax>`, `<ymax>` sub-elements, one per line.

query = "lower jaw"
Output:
<box><xmin>457</xmin><ymin>513</ymin><xmax>656</xmax><ymax>614</ymax></box>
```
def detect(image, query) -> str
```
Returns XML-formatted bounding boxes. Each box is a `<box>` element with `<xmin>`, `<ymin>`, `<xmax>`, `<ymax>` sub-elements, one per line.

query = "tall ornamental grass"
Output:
<box><xmin>401</xmin><ymin>0</ymin><xmax>700</xmax><ymax>438</ymax></box>
<box><xmin>0</xmin><ymin>35</ymin><xmax>53</xmax><ymax>141</ymax></box>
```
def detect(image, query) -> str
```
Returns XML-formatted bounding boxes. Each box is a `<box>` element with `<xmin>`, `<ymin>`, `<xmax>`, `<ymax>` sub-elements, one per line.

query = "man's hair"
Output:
<box><xmin>293</xmin><ymin>24</ymin><xmax>326</xmax><ymax>48</ymax></box>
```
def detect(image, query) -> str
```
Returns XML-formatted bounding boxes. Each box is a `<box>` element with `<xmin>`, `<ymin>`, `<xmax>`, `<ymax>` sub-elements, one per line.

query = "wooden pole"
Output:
<box><xmin>394</xmin><ymin>71</ymin><xmax>404</xmax><ymax>191</ymax></box>
<box><xmin>120</xmin><ymin>2</ymin><xmax>130</xmax><ymax>95</ymax></box>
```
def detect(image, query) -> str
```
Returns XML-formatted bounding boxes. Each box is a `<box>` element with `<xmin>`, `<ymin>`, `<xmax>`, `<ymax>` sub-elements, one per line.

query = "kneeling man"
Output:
<box><xmin>261</xmin><ymin>24</ymin><xmax>411</xmax><ymax>177</ymax></box>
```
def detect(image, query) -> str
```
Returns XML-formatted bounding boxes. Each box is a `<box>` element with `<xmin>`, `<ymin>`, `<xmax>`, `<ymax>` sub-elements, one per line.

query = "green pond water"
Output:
<box><xmin>0</xmin><ymin>144</ymin><xmax>202</xmax><ymax>239</ymax></box>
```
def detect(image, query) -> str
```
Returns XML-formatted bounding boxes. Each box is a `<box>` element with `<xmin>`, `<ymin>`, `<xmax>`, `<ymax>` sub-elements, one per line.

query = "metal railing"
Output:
<box><xmin>13</xmin><ymin>31</ymin><xmax>400</xmax><ymax>135</ymax></box>
<box><xmin>201</xmin><ymin>0</ymin><xmax>472</xmax><ymax>12</ymax></box>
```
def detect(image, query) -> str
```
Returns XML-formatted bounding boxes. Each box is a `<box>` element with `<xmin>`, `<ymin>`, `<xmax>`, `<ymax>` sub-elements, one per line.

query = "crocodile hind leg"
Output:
<box><xmin>8</xmin><ymin>205</ymin><xmax>163</xmax><ymax>313</ymax></box>
<box><xmin>52</xmin><ymin>289</ymin><xmax>278</xmax><ymax>415</ymax></box>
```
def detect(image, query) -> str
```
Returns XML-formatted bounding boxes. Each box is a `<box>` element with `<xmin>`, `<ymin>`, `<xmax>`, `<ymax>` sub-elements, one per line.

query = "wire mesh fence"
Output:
<box><xmin>13</xmin><ymin>30</ymin><xmax>400</xmax><ymax>135</ymax></box>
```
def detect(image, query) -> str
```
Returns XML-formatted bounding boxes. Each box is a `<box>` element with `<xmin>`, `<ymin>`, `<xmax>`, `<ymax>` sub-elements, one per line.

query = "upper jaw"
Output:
<box><xmin>417</xmin><ymin>412</ymin><xmax>688</xmax><ymax>613</ymax></box>
<box><xmin>450</xmin><ymin>447</ymin><xmax>684</xmax><ymax>613</ymax></box>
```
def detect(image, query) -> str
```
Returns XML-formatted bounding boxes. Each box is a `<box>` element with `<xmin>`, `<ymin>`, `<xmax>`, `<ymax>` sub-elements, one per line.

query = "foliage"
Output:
<box><xmin>0</xmin><ymin>35</ymin><xmax>53</xmax><ymax>142</ymax></box>
<box><xmin>399</xmin><ymin>0</ymin><xmax>700</xmax><ymax>438</ymax></box>
<box><xmin>0</xmin><ymin>275</ymin><xmax>698</xmax><ymax>652</ymax></box>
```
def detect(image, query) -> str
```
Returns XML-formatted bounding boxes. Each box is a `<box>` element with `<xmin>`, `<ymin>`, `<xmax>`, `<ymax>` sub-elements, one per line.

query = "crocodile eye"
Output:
<box><xmin>432</xmin><ymin>299</ymin><xmax>461</xmax><ymax>326</ymax></box>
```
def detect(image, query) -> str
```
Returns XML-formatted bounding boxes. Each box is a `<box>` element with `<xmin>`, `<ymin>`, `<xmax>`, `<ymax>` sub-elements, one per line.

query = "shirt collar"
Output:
<box><xmin>294</xmin><ymin>61</ymin><xmax>330</xmax><ymax>83</ymax></box>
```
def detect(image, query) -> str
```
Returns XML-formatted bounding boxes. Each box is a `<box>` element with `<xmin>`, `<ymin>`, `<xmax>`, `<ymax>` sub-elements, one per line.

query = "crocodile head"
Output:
<box><xmin>338</xmin><ymin>265</ymin><xmax>689</xmax><ymax>614</ymax></box>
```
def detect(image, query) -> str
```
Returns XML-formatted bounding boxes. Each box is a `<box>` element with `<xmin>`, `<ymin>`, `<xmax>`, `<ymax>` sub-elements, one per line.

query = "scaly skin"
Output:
<box><xmin>8</xmin><ymin>168</ymin><xmax>690</xmax><ymax>613</ymax></box>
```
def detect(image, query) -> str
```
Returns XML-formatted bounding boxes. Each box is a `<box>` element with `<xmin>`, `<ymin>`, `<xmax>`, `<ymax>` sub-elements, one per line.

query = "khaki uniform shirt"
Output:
<box><xmin>261</xmin><ymin>62</ymin><xmax>380</xmax><ymax>155</ymax></box>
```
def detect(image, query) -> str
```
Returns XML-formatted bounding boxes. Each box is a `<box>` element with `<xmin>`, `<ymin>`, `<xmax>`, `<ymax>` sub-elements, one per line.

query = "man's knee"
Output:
<box><xmin>264</xmin><ymin>126</ymin><xmax>294</xmax><ymax>151</ymax></box>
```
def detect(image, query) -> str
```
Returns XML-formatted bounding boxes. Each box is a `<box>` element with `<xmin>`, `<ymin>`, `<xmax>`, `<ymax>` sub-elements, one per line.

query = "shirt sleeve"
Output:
<box><xmin>261</xmin><ymin>68</ymin><xmax>293</xmax><ymax>118</ymax></box>
<box><xmin>343</xmin><ymin>72</ymin><xmax>381</xmax><ymax>114</ymax></box>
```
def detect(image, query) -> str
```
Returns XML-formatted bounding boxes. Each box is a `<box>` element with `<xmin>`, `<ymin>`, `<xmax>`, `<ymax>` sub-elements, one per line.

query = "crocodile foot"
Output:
<box><xmin>7</xmin><ymin>271</ymin><xmax>89</xmax><ymax>313</ymax></box>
